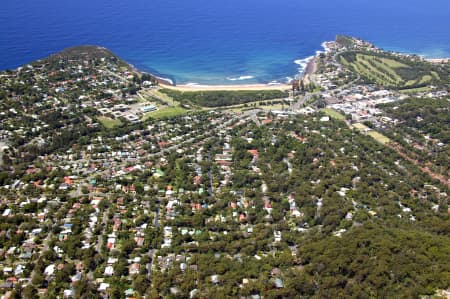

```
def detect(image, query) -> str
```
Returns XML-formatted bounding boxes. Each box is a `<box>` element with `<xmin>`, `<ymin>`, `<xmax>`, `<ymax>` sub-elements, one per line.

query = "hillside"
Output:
<box><xmin>334</xmin><ymin>36</ymin><xmax>450</xmax><ymax>90</ymax></box>
<box><xmin>0</xmin><ymin>41</ymin><xmax>449</xmax><ymax>298</ymax></box>
<box><xmin>0</xmin><ymin>45</ymin><xmax>159</xmax><ymax>158</ymax></box>
<box><xmin>43</xmin><ymin>45</ymin><xmax>125</xmax><ymax>62</ymax></box>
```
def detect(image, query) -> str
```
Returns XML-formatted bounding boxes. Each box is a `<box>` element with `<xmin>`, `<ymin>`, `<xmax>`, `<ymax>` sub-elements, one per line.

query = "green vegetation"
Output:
<box><xmin>42</xmin><ymin>45</ymin><xmax>132</xmax><ymax>70</ymax></box>
<box><xmin>352</xmin><ymin>123</ymin><xmax>368</xmax><ymax>130</ymax></box>
<box><xmin>379</xmin><ymin>97</ymin><xmax>450</xmax><ymax>144</ymax></box>
<box><xmin>400</xmin><ymin>86</ymin><xmax>432</xmax><ymax>94</ymax></box>
<box><xmin>353</xmin><ymin>123</ymin><xmax>391</xmax><ymax>144</ymax></box>
<box><xmin>298</xmin><ymin>223</ymin><xmax>450</xmax><ymax>298</ymax></box>
<box><xmin>139</xmin><ymin>88</ymin><xmax>190</xmax><ymax>120</ymax></box>
<box><xmin>97</xmin><ymin>116</ymin><xmax>123</xmax><ymax>129</ymax></box>
<box><xmin>367</xmin><ymin>130</ymin><xmax>391</xmax><ymax>144</ymax></box>
<box><xmin>142</xmin><ymin>106</ymin><xmax>188</xmax><ymax>120</ymax></box>
<box><xmin>321</xmin><ymin>108</ymin><xmax>346</xmax><ymax>120</ymax></box>
<box><xmin>150</xmin><ymin>113</ymin><xmax>449</xmax><ymax>298</ymax></box>
<box><xmin>1</xmin><ymin>40</ymin><xmax>449</xmax><ymax>299</ymax></box>
<box><xmin>160</xmin><ymin>89</ymin><xmax>288</xmax><ymax>107</ymax></box>
<box><xmin>139</xmin><ymin>89</ymin><xmax>178</xmax><ymax>107</ymax></box>
<box><xmin>335</xmin><ymin>35</ymin><xmax>358</xmax><ymax>48</ymax></box>
<box><xmin>377</xmin><ymin>97</ymin><xmax>450</xmax><ymax>174</ymax></box>
<box><xmin>338</xmin><ymin>51</ymin><xmax>448</xmax><ymax>89</ymax></box>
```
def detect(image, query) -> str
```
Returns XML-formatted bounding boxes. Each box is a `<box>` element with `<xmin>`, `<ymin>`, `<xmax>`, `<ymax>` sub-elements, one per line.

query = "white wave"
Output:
<box><xmin>321</xmin><ymin>41</ymin><xmax>331</xmax><ymax>53</ymax></box>
<box><xmin>293</xmin><ymin>55</ymin><xmax>315</xmax><ymax>74</ymax></box>
<box><xmin>226</xmin><ymin>75</ymin><xmax>254</xmax><ymax>81</ymax></box>
<box><xmin>155</xmin><ymin>76</ymin><xmax>173</xmax><ymax>85</ymax></box>
<box><xmin>185</xmin><ymin>82</ymin><xmax>201</xmax><ymax>86</ymax></box>
<box><xmin>294</xmin><ymin>55</ymin><xmax>314</xmax><ymax>67</ymax></box>
<box><xmin>267</xmin><ymin>80</ymin><xmax>282</xmax><ymax>86</ymax></box>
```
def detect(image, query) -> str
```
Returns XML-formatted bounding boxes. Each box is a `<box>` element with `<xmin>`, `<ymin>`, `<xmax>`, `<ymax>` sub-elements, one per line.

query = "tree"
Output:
<box><xmin>133</xmin><ymin>274</ymin><xmax>150</xmax><ymax>295</ymax></box>
<box><xmin>114</xmin><ymin>259</ymin><xmax>129</xmax><ymax>277</ymax></box>
<box><xmin>31</xmin><ymin>271</ymin><xmax>45</xmax><ymax>287</ymax></box>
<box><xmin>22</xmin><ymin>285</ymin><xmax>39</xmax><ymax>299</ymax></box>
<box><xmin>74</xmin><ymin>278</ymin><xmax>100</xmax><ymax>299</ymax></box>
<box><xmin>122</xmin><ymin>239</ymin><xmax>136</xmax><ymax>256</ymax></box>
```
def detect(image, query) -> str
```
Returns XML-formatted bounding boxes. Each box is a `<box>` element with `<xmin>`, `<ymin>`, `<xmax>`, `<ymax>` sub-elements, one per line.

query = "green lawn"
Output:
<box><xmin>352</xmin><ymin>123</ymin><xmax>368</xmax><ymax>130</ymax></box>
<box><xmin>400</xmin><ymin>86</ymin><xmax>432</xmax><ymax>94</ymax></box>
<box><xmin>340</xmin><ymin>56</ymin><xmax>350</xmax><ymax>66</ymax></box>
<box><xmin>141</xmin><ymin>89</ymin><xmax>178</xmax><ymax>106</ymax></box>
<box><xmin>367</xmin><ymin>131</ymin><xmax>391</xmax><ymax>144</ymax></box>
<box><xmin>321</xmin><ymin>108</ymin><xmax>346</xmax><ymax>120</ymax></box>
<box><xmin>214</xmin><ymin>98</ymin><xmax>288</xmax><ymax>112</ymax></box>
<box><xmin>368</xmin><ymin>58</ymin><xmax>403</xmax><ymax>82</ymax></box>
<box><xmin>339</xmin><ymin>51</ymin><xmax>444</xmax><ymax>89</ymax></box>
<box><xmin>97</xmin><ymin>116</ymin><xmax>123</xmax><ymax>129</ymax></box>
<box><xmin>353</xmin><ymin>123</ymin><xmax>391</xmax><ymax>144</ymax></box>
<box><xmin>376</xmin><ymin>56</ymin><xmax>409</xmax><ymax>68</ymax></box>
<box><xmin>142</xmin><ymin>106</ymin><xmax>188</xmax><ymax>120</ymax></box>
<box><xmin>355</xmin><ymin>54</ymin><xmax>402</xmax><ymax>85</ymax></box>
<box><xmin>419</xmin><ymin>74</ymin><xmax>432</xmax><ymax>84</ymax></box>
<box><xmin>430</xmin><ymin>71</ymin><xmax>440</xmax><ymax>80</ymax></box>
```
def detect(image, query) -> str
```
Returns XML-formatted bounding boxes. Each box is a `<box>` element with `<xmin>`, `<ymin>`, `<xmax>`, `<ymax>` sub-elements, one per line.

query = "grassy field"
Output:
<box><xmin>142</xmin><ymin>106</ymin><xmax>188</xmax><ymax>120</ymax></box>
<box><xmin>213</xmin><ymin>98</ymin><xmax>290</xmax><ymax>112</ymax></box>
<box><xmin>353</xmin><ymin>123</ymin><xmax>391</xmax><ymax>144</ymax></box>
<box><xmin>400</xmin><ymin>86</ymin><xmax>432</xmax><ymax>94</ymax></box>
<box><xmin>418</xmin><ymin>74</ymin><xmax>433</xmax><ymax>84</ymax></box>
<box><xmin>352</xmin><ymin>54</ymin><xmax>402</xmax><ymax>85</ymax></box>
<box><xmin>97</xmin><ymin>116</ymin><xmax>123</xmax><ymax>129</ymax></box>
<box><xmin>321</xmin><ymin>108</ymin><xmax>346</xmax><ymax>120</ymax></box>
<box><xmin>138</xmin><ymin>88</ymin><xmax>192</xmax><ymax>120</ymax></box>
<box><xmin>367</xmin><ymin>131</ymin><xmax>391</xmax><ymax>144</ymax></box>
<box><xmin>338</xmin><ymin>51</ymin><xmax>443</xmax><ymax>89</ymax></box>
<box><xmin>140</xmin><ymin>89</ymin><xmax>179</xmax><ymax>106</ymax></box>
<box><xmin>352</xmin><ymin>123</ymin><xmax>368</xmax><ymax>130</ymax></box>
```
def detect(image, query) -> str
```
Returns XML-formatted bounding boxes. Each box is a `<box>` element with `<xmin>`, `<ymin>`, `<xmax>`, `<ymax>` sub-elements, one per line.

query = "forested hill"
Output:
<box><xmin>39</xmin><ymin>45</ymin><xmax>131</xmax><ymax>69</ymax></box>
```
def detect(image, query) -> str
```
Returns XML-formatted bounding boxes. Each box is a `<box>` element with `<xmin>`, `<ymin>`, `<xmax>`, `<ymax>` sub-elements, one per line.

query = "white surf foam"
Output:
<box><xmin>185</xmin><ymin>82</ymin><xmax>201</xmax><ymax>86</ymax></box>
<box><xmin>293</xmin><ymin>55</ymin><xmax>315</xmax><ymax>75</ymax></box>
<box><xmin>320</xmin><ymin>41</ymin><xmax>332</xmax><ymax>53</ymax></box>
<box><xmin>155</xmin><ymin>76</ymin><xmax>174</xmax><ymax>85</ymax></box>
<box><xmin>226</xmin><ymin>75</ymin><xmax>255</xmax><ymax>81</ymax></box>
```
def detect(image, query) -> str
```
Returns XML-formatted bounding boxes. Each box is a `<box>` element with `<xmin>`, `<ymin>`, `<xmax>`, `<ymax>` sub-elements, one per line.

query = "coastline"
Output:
<box><xmin>159</xmin><ymin>83</ymin><xmax>291</xmax><ymax>92</ymax></box>
<box><xmin>425</xmin><ymin>58</ymin><xmax>450</xmax><ymax>64</ymax></box>
<box><xmin>304</xmin><ymin>57</ymin><xmax>317</xmax><ymax>76</ymax></box>
<box><xmin>152</xmin><ymin>43</ymin><xmax>333</xmax><ymax>91</ymax></box>
<box><xmin>139</xmin><ymin>39</ymin><xmax>448</xmax><ymax>91</ymax></box>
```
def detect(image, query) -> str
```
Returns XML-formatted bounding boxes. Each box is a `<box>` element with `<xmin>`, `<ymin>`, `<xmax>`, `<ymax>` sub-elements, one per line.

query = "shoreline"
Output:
<box><xmin>159</xmin><ymin>83</ymin><xmax>291</xmax><ymax>92</ymax></box>
<box><xmin>141</xmin><ymin>39</ymin><xmax>448</xmax><ymax>91</ymax></box>
<box><xmin>304</xmin><ymin>57</ymin><xmax>317</xmax><ymax>76</ymax></box>
<box><xmin>425</xmin><ymin>58</ymin><xmax>450</xmax><ymax>64</ymax></box>
<box><xmin>150</xmin><ymin>42</ymin><xmax>334</xmax><ymax>90</ymax></box>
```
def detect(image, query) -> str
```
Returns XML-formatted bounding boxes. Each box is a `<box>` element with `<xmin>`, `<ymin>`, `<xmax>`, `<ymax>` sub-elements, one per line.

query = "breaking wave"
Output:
<box><xmin>293</xmin><ymin>55</ymin><xmax>314</xmax><ymax>75</ymax></box>
<box><xmin>226</xmin><ymin>75</ymin><xmax>255</xmax><ymax>81</ymax></box>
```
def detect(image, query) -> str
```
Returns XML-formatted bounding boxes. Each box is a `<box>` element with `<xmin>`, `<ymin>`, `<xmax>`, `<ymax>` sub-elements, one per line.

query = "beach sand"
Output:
<box><xmin>160</xmin><ymin>83</ymin><xmax>291</xmax><ymax>92</ymax></box>
<box><xmin>300</xmin><ymin>56</ymin><xmax>318</xmax><ymax>86</ymax></box>
<box><xmin>425</xmin><ymin>58</ymin><xmax>450</xmax><ymax>64</ymax></box>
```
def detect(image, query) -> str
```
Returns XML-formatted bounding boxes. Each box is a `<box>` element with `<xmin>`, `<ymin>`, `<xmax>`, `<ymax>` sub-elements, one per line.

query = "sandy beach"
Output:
<box><xmin>425</xmin><ymin>58</ymin><xmax>450</xmax><ymax>64</ymax></box>
<box><xmin>160</xmin><ymin>83</ymin><xmax>292</xmax><ymax>92</ymax></box>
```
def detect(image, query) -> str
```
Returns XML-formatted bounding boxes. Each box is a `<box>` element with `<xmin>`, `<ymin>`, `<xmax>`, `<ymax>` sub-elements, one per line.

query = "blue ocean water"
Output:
<box><xmin>0</xmin><ymin>0</ymin><xmax>449</xmax><ymax>84</ymax></box>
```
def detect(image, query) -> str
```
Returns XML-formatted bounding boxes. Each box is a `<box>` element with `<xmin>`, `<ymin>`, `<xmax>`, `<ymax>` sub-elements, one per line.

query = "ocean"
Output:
<box><xmin>1</xmin><ymin>0</ymin><xmax>449</xmax><ymax>85</ymax></box>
